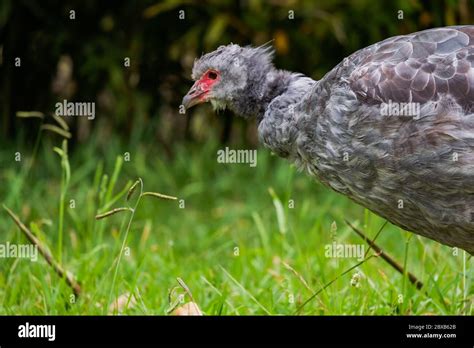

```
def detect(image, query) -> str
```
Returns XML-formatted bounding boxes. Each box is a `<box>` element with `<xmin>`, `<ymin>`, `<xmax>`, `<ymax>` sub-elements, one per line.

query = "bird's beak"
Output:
<box><xmin>182</xmin><ymin>81</ymin><xmax>208</xmax><ymax>109</ymax></box>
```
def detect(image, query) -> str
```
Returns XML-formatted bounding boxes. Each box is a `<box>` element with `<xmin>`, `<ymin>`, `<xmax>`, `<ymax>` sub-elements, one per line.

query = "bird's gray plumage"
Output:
<box><xmin>186</xmin><ymin>26</ymin><xmax>474</xmax><ymax>254</ymax></box>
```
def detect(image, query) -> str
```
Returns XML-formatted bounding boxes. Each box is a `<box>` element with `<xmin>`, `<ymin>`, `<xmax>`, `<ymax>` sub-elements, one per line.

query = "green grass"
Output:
<box><xmin>0</xmin><ymin>128</ymin><xmax>472</xmax><ymax>315</ymax></box>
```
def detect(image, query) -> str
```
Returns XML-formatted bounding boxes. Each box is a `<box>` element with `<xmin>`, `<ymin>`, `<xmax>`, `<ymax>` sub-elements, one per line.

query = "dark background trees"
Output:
<box><xmin>1</xmin><ymin>0</ymin><xmax>472</xmax><ymax>150</ymax></box>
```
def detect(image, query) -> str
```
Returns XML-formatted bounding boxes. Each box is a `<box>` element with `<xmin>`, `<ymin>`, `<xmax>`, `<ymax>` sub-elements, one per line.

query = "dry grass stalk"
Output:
<box><xmin>3</xmin><ymin>204</ymin><xmax>82</xmax><ymax>297</ymax></box>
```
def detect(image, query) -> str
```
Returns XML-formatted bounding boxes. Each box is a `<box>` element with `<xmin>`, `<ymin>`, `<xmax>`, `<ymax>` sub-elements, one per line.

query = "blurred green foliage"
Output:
<box><xmin>0</xmin><ymin>0</ymin><xmax>473</xmax><ymax>148</ymax></box>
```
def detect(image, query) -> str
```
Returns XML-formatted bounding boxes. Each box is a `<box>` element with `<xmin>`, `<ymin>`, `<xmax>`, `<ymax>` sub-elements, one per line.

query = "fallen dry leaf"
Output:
<box><xmin>171</xmin><ymin>302</ymin><xmax>202</xmax><ymax>316</ymax></box>
<box><xmin>108</xmin><ymin>292</ymin><xmax>137</xmax><ymax>314</ymax></box>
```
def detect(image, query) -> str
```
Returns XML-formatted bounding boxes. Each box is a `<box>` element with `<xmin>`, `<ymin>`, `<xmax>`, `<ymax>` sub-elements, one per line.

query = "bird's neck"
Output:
<box><xmin>257</xmin><ymin>71</ymin><xmax>316</xmax><ymax>158</ymax></box>
<box><xmin>256</xmin><ymin>69</ymin><xmax>296</xmax><ymax>121</ymax></box>
<box><xmin>231</xmin><ymin>68</ymin><xmax>296</xmax><ymax>120</ymax></box>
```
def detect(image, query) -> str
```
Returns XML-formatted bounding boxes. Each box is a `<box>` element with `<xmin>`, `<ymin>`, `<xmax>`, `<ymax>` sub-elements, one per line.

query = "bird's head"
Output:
<box><xmin>182</xmin><ymin>43</ymin><xmax>275</xmax><ymax>118</ymax></box>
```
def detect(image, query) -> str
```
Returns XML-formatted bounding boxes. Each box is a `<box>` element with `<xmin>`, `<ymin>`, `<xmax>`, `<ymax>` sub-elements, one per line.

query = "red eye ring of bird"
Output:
<box><xmin>182</xmin><ymin>69</ymin><xmax>220</xmax><ymax>109</ymax></box>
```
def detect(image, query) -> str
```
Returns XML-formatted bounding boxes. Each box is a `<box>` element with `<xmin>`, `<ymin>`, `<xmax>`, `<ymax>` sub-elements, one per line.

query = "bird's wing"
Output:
<box><xmin>348</xmin><ymin>26</ymin><xmax>474</xmax><ymax>108</ymax></box>
<box><xmin>307</xmin><ymin>27</ymin><xmax>474</xmax><ymax>252</ymax></box>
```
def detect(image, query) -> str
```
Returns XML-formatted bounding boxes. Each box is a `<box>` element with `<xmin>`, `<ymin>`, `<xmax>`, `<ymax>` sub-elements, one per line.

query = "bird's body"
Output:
<box><xmin>183</xmin><ymin>26</ymin><xmax>474</xmax><ymax>253</ymax></box>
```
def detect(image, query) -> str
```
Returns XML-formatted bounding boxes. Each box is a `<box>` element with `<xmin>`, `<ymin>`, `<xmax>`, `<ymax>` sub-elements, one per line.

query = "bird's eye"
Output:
<box><xmin>207</xmin><ymin>71</ymin><xmax>218</xmax><ymax>80</ymax></box>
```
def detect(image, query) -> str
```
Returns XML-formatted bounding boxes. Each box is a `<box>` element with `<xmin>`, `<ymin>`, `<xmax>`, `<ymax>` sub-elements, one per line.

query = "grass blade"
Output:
<box><xmin>220</xmin><ymin>265</ymin><xmax>271</xmax><ymax>315</ymax></box>
<box><xmin>141</xmin><ymin>192</ymin><xmax>177</xmax><ymax>200</ymax></box>
<box><xmin>16</xmin><ymin>111</ymin><xmax>44</xmax><ymax>119</ymax></box>
<box><xmin>268</xmin><ymin>187</ymin><xmax>287</xmax><ymax>234</ymax></box>
<box><xmin>41</xmin><ymin>124</ymin><xmax>72</xmax><ymax>138</ymax></box>
<box><xmin>95</xmin><ymin>207</ymin><xmax>133</xmax><ymax>220</ymax></box>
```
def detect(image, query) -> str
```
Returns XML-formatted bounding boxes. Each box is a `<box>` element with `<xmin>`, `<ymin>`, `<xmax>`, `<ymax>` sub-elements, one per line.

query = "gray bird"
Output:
<box><xmin>182</xmin><ymin>26</ymin><xmax>474</xmax><ymax>254</ymax></box>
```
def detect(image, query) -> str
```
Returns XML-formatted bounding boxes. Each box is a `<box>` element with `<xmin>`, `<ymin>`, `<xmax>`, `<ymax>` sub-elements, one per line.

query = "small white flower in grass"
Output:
<box><xmin>350</xmin><ymin>272</ymin><xmax>361</xmax><ymax>288</ymax></box>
